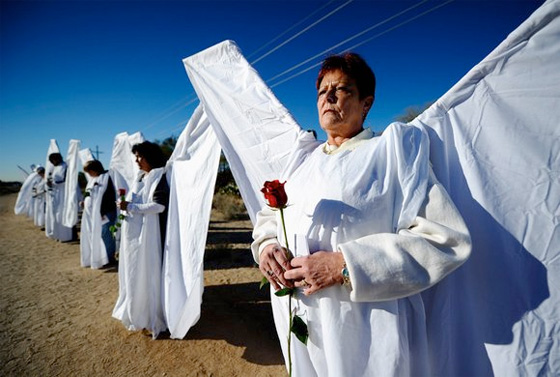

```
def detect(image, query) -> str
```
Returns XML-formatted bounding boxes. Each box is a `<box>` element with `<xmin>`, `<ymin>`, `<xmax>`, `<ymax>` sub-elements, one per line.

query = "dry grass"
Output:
<box><xmin>212</xmin><ymin>192</ymin><xmax>248</xmax><ymax>221</ymax></box>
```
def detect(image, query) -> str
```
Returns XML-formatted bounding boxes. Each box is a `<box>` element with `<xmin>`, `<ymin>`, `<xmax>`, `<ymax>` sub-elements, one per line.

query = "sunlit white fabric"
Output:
<box><xmin>408</xmin><ymin>1</ymin><xmax>560</xmax><ymax>375</ymax></box>
<box><xmin>62</xmin><ymin>139</ymin><xmax>81</xmax><ymax>228</ymax></box>
<box><xmin>162</xmin><ymin>106</ymin><xmax>221</xmax><ymax>339</ymax></box>
<box><xmin>45</xmin><ymin>160</ymin><xmax>72</xmax><ymax>242</ymax></box>
<box><xmin>80</xmin><ymin>172</ymin><xmax>110</xmax><ymax>269</ymax></box>
<box><xmin>109</xmin><ymin>131</ymin><xmax>144</xmax><ymax>195</ymax></box>
<box><xmin>79</xmin><ymin>148</ymin><xmax>95</xmax><ymax>183</ymax></box>
<box><xmin>14</xmin><ymin>171</ymin><xmax>42</xmax><ymax>217</ymax></box>
<box><xmin>112</xmin><ymin>167</ymin><xmax>167</xmax><ymax>338</ymax></box>
<box><xmin>180</xmin><ymin>0</ymin><xmax>559</xmax><ymax>374</ymax></box>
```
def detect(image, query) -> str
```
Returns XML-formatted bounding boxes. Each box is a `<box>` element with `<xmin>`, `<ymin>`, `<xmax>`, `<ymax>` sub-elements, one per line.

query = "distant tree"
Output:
<box><xmin>215</xmin><ymin>152</ymin><xmax>239</xmax><ymax>195</ymax></box>
<box><xmin>154</xmin><ymin>135</ymin><xmax>178</xmax><ymax>160</ymax></box>
<box><xmin>395</xmin><ymin>102</ymin><xmax>434</xmax><ymax>123</ymax></box>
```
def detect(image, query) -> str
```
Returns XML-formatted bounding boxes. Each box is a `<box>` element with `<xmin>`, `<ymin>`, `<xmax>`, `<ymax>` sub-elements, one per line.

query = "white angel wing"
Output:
<box><xmin>44</xmin><ymin>139</ymin><xmax>60</xmax><ymax>179</ymax></box>
<box><xmin>177</xmin><ymin>0</ymin><xmax>559</xmax><ymax>373</ymax></box>
<box><xmin>411</xmin><ymin>1</ymin><xmax>560</xmax><ymax>375</ymax></box>
<box><xmin>163</xmin><ymin>105</ymin><xmax>221</xmax><ymax>339</ymax></box>
<box><xmin>108</xmin><ymin>131</ymin><xmax>145</xmax><ymax>194</ymax></box>
<box><xmin>62</xmin><ymin>139</ymin><xmax>81</xmax><ymax>228</ymax></box>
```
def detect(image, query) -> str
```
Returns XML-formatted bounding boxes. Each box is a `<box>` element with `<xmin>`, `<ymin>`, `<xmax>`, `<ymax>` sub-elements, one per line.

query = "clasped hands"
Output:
<box><xmin>259</xmin><ymin>243</ymin><xmax>344</xmax><ymax>295</ymax></box>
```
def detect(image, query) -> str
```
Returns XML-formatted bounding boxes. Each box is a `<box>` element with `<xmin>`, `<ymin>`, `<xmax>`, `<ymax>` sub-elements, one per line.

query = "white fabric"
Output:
<box><xmin>251</xmin><ymin>127</ymin><xmax>471</xmax><ymax>376</ymax></box>
<box><xmin>162</xmin><ymin>106</ymin><xmax>221</xmax><ymax>339</ymax></box>
<box><xmin>407</xmin><ymin>1</ymin><xmax>560</xmax><ymax>375</ymax></box>
<box><xmin>183</xmin><ymin>41</ymin><xmax>303</xmax><ymax>224</ymax></box>
<box><xmin>112</xmin><ymin>167</ymin><xmax>167</xmax><ymax>338</ymax></box>
<box><xmin>44</xmin><ymin>139</ymin><xmax>59</xmax><ymax>181</ymax></box>
<box><xmin>45</xmin><ymin>161</ymin><xmax>72</xmax><ymax>242</ymax></box>
<box><xmin>80</xmin><ymin>172</ymin><xmax>110</xmax><ymax>269</ymax></box>
<box><xmin>32</xmin><ymin>177</ymin><xmax>46</xmax><ymax>227</ymax></box>
<box><xmin>181</xmin><ymin>1</ymin><xmax>560</xmax><ymax>372</ymax></box>
<box><xmin>108</xmin><ymin>131</ymin><xmax>144</xmax><ymax>195</ymax></box>
<box><xmin>62</xmin><ymin>139</ymin><xmax>81</xmax><ymax>228</ymax></box>
<box><xmin>14</xmin><ymin>171</ymin><xmax>41</xmax><ymax>216</ymax></box>
<box><xmin>79</xmin><ymin>148</ymin><xmax>95</xmax><ymax>182</ymax></box>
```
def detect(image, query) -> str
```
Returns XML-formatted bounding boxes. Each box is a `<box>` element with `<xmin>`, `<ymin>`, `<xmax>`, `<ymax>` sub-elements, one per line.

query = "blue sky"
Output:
<box><xmin>0</xmin><ymin>0</ymin><xmax>542</xmax><ymax>181</ymax></box>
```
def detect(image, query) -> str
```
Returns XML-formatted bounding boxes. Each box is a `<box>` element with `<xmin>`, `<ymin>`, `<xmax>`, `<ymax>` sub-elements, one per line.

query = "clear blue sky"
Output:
<box><xmin>0</xmin><ymin>0</ymin><xmax>542</xmax><ymax>181</ymax></box>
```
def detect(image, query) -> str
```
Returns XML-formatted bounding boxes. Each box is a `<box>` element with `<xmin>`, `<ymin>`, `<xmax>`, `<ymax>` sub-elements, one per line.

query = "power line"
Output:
<box><xmin>269</xmin><ymin>0</ymin><xmax>454</xmax><ymax>88</ymax></box>
<box><xmin>250</xmin><ymin>0</ymin><xmax>354</xmax><ymax>65</ymax></box>
<box><xmin>246</xmin><ymin>0</ymin><xmax>338</xmax><ymax>61</ymax></box>
<box><xmin>267</xmin><ymin>0</ymin><xmax>430</xmax><ymax>85</ymax></box>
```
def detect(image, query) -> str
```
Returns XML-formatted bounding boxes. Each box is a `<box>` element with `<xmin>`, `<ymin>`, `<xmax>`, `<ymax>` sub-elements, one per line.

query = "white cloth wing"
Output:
<box><xmin>14</xmin><ymin>172</ymin><xmax>41</xmax><ymax>215</ymax></box>
<box><xmin>180</xmin><ymin>0</ymin><xmax>559</xmax><ymax>373</ymax></box>
<box><xmin>183</xmin><ymin>40</ymin><xmax>303</xmax><ymax>224</ymax></box>
<box><xmin>109</xmin><ymin>131</ymin><xmax>144</xmax><ymax>195</ymax></box>
<box><xmin>163</xmin><ymin>105</ymin><xmax>221</xmax><ymax>339</ymax></box>
<box><xmin>79</xmin><ymin>148</ymin><xmax>95</xmax><ymax>182</ymax></box>
<box><xmin>410</xmin><ymin>1</ymin><xmax>560</xmax><ymax>375</ymax></box>
<box><xmin>63</xmin><ymin>139</ymin><xmax>81</xmax><ymax>228</ymax></box>
<box><xmin>44</xmin><ymin>139</ymin><xmax>60</xmax><ymax>179</ymax></box>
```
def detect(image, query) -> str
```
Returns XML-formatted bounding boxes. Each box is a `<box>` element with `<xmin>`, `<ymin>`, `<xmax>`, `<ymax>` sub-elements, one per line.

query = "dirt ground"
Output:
<box><xmin>0</xmin><ymin>193</ymin><xmax>286</xmax><ymax>376</ymax></box>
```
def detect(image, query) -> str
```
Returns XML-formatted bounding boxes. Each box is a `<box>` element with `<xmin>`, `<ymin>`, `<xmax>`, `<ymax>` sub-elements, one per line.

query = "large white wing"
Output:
<box><xmin>108</xmin><ymin>131</ymin><xmax>145</xmax><ymax>194</ymax></box>
<box><xmin>163</xmin><ymin>105</ymin><xmax>221</xmax><ymax>339</ymax></box>
<box><xmin>179</xmin><ymin>0</ymin><xmax>559</xmax><ymax>372</ymax></box>
<box><xmin>184</xmin><ymin>40</ymin><xmax>306</xmax><ymax>223</ymax></box>
<box><xmin>62</xmin><ymin>139</ymin><xmax>81</xmax><ymax>228</ymax></box>
<box><xmin>411</xmin><ymin>1</ymin><xmax>560</xmax><ymax>375</ymax></box>
<box><xmin>44</xmin><ymin>139</ymin><xmax>60</xmax><ymax>179</ymax></box>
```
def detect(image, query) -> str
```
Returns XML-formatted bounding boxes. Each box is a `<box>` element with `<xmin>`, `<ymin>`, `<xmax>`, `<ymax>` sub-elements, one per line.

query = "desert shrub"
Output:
<box><xmin>212</xmin><ymin>192</ymin><xmax>248</xmax><ymax>220</ymax></box>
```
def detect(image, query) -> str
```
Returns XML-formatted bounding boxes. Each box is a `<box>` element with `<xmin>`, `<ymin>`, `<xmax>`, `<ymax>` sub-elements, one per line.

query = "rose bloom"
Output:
<box><xmin>261</xmin><ymin>180</ymin><xmax>288</xmax><ymax>209</ymax></box>
<box><xmin>118</xmin><ymin>188</ymin><xmax>126</xmax><ymax>197</ymax></box>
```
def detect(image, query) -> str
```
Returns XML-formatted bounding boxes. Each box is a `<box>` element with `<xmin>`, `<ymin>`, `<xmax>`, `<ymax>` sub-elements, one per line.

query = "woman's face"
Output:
<box><xmin>87</xmin><ymin>170</ymin><xmax>100</xmax><ymax>178</ymax></box>
<box><xmin>317</xmin><ymin>69</ymin><xmax>372</xmax><ymax>142</ymax></box>
<box><xmin>135</xmin><ymin>152</ymin><xmax>152</xmax><ymax>172</ymax></box>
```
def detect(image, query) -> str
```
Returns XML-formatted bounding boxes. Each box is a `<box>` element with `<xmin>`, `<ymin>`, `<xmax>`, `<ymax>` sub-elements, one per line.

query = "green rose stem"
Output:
<box><xmin>279</xmin><ymin>207</ymin><xmax>293</xmax><ymax>377</ymax></box>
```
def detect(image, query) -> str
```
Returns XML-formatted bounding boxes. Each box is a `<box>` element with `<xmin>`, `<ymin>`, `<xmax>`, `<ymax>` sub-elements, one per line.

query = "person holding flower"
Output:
<box><xmin>252</xmin><ymin>53</ymin><xmax>472</xmax><ymax>376</ymax></box>
<box><xmin>45</xmin><ymin>152</ymin><xmax>73</xmax><ymax>242</ymax></box>
<box><xmin>80</xmin><ymin>160</ymin><xmax>117</xmax><ymax>269</ymax></box>
<box><xmin>112</xmin><ymin>141</ymin><xmax>169</xmax><ymax>338</ymax></box>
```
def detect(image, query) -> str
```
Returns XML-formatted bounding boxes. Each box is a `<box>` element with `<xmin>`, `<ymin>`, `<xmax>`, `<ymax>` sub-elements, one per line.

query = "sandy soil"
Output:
<box><xmin>0</xmin><ymin>193</ymin><xmax>286</xmax><ymax>376</ymax></box>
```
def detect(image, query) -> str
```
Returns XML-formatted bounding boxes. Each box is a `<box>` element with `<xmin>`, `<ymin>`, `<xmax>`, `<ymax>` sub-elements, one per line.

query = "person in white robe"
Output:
<box><xmin>14</xmin><ymin>166</ymin><xmax>43</xmax><ymax>219</ymax></box>
<box><xmin>45</xmin><ymin>153</ymin><xmax>73</xmax><ymax>242</ymax></box>
<box><xmin>112</xmin><ymin>141</ymin><xmax>169</xmax><ymax>338</ymax></box>
<box><xmin>80</xmin><ymin>160</ymin><xmax>117</xmax><ymax>269</ymax></box>
<box><xmin>32</xmin><ymin>166</ymin><xmax>46</xmax><ymax>227</ymax></box>
<box><xmin>252</xmin><ymin>53</ymin><xmax>472</xmax><ymax>377</ymax></box>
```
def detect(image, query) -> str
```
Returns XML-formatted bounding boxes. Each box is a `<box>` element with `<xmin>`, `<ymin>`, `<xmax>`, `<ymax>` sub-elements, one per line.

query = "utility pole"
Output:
<box><xmin>94</xmin><ymin>145</ymin><xmax>104</xmax><ymax>160</ymax></box>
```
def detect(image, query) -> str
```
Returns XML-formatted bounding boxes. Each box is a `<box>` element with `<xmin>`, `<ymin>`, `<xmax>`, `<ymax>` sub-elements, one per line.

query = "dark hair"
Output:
<box><xmin>83</xmin><ymin>160</ymin><xmax>105</xmax><ymax>174</ymax></box>
<box><xmin>48</xmin><ymin>153</ymin><xmax>63</xmax><ymax>164</ymax></box>
<box><xmin>131</xmin><ymin>141</ymin><xmax>167</xmax><ymax>169</ymax></box>
<box><xmin>316</xmin><ymin>53</ymin><xmax>376</xmax><ymax>101</ymax></box>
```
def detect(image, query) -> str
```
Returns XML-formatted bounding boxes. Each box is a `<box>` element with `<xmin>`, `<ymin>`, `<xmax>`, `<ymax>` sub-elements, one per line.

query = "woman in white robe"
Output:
<box><xmin>252</xmin><ymin>53</ymin><xmax>472</xmax><ymax>376</ymax></box>
<box><xmin>32</xmin><ymin>166</ymin><xmax>46</xmax><ymax>227</ymax></box>
<box><xmin>14</xmin><ymin>167</ymin><xmax>43</xmax><ymax>219</ymax></box>
<box><xmin>45</xmin><ymin>153</ymin><xmax>73</xmax><ymax>242</ymax></box>
<box><xmin>112</xmin><ymin>141</ymin><xmax>169</xmax><ymax>338</ymax></box>
<box><xmin>80</xmin><ymin>160</ymin><xmax>117</xmax><ymax>269</ymax></box>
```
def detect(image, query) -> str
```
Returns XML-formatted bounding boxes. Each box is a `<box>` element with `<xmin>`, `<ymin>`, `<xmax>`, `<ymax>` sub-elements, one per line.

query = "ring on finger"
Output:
<box><xmin>267</xmin><ymin>270</ymin><xmax>274</xmax><ymax>276</ymax></box>
<box><xmin>301</xmin><ymin>279</ymin><xmax>309</xmax><ymax>287</ymax></box>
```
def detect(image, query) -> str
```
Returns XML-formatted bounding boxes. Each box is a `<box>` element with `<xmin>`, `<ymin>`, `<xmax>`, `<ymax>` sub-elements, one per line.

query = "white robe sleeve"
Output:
<box><xmin>127</xmin><ymin>202</ymin><xmax>165</xmax><ymax>215</ymax></box>
<box><xmin>251</xmin><ymin>206</ymin><xmax>280</xmax><ymax>262</ymax></box>
<box><xmin>339</xmin><ymin>170</ymin><xmax>472</xmax><ymax>302</ymax></box>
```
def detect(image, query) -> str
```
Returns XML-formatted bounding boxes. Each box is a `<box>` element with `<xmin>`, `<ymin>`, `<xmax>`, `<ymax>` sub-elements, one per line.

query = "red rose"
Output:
<box><xmin>118</xmin><ymin>188</ymin><xmax>126</xmax><ymax>197</ymax></box>
<box><xmin>261</xmin><ymin>180</ymin><xmax>288</xmax><ymax>209</ymax></box>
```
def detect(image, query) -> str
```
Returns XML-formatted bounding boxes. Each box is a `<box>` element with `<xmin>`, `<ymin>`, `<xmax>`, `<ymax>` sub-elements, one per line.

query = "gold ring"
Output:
<box><xmin>302</xmin><ymin>279</ymin><xmax>309</xmax><ymax>287</ymax></box>
<box><xmin>267</xmin><ymin>270</ymin><xmax>274</xmax><ymax>276</ymax></box>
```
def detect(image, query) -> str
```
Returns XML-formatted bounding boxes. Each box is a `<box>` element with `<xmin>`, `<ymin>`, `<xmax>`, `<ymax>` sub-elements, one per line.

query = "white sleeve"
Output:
<box><xmin>127</xmin><ymin>202</ymin><xmax>165</xmax><ymax>215</ymax></box>
<box><xmin>251</xmin><ymin>206</ymin><xmax>279</xmax><ymax>263</ymax></box>
<box><xmin>339</xmin><ymin>171</ymin><xmax>472</xmax><ymax>302</ymax></box>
